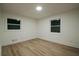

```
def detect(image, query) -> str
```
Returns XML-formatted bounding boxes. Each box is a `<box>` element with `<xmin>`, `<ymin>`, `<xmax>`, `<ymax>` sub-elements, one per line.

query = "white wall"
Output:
<box><xmin>0</xmin><ymin>9</ymin><xmax>1</xmax><ymax>55</ymax></box>
<box><xmin>0</xmin><ymin>6</ymin><xmax>2</xmax><ymax>55</ymax></box>
<box><xmin>1</xmin><ymin>12</ymin><xmax>36</xmax><ymax>46</ymax></box>
<box><xmin>0</xmin><ymin>46</ymin><xmax>1</xmax><ymax>56</ymax></box>
<box><xmin>37</xmin><ymin>8</ymin><xmax>79</xmax><ymax>48</ymax></box>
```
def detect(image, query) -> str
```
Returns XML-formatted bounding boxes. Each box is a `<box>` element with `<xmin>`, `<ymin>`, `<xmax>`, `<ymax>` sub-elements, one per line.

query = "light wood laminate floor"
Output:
<box><xmin>2</xmin><ymin>38</ymin><xmax>79</xmax><ymax>56</ymax></box>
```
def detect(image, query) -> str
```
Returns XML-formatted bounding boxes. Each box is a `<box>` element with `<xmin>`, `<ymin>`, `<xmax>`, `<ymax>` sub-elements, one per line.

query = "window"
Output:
<box><xmin>51</xmin><ymin>19</ymin><xmax>60</xmax><ymax>33</ymax></box>
<box><xmin>7</xmin><ymin>18</ymin><xmax>20</xmax><ymax>30</ymax></box>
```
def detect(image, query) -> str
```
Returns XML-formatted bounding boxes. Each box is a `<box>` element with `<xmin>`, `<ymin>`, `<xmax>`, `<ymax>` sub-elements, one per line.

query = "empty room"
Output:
<box><xmin>0</xmin><ymin>3</ymin><xmax>79</xmax><ymax>56</ymax></box>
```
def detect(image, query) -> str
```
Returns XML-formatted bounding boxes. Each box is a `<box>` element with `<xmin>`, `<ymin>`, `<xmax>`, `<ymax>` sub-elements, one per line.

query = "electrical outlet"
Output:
<box><xmin>12</xmin><ymin>39</ymin><xmax>17</xmax><ymax>42</ymax></box>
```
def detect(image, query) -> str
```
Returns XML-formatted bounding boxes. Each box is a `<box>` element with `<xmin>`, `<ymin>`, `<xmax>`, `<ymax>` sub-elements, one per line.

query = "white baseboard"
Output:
<box><xmin>2</xmin><ymin>36</ymin><xmax>36</xmax><ymax>46</ymax></box>
<box><xmin>38</xmin><ymin>37</ymin><xmax>79</xmax><ymax>49</ymax></box>
<box><xmin>0</xmin><ymin>45</ymin><xmax>1</xmax><ymax>56</ymax></box>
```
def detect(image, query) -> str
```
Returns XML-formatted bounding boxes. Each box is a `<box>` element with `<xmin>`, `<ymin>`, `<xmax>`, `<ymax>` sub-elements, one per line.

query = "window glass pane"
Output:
<box><xmin>51</xmin><ymin>19</ymin><xmax>60</xmax><ymax>33</ymax></box>
<box><xmin>7</xmin><ymin>18</ymin><xmax>20</xmax><ymax>30</ymax></box>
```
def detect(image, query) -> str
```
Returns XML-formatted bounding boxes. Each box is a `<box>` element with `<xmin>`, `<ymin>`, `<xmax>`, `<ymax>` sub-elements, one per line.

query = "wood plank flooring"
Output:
<box><xmin>2</xmin><ymin>38</ymin><xmax>79</xmax><ymax>56</ymax></box>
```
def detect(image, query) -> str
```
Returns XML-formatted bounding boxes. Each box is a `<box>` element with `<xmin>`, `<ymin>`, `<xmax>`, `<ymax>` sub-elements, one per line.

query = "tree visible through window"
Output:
<box><xmin>51</xmin><ymin>19</ymin><xmax>60</xmax><ymax>33</ymax></box>
<box><xmin>7</xmin><ymin>18</ymin><xmax>20</xmax><ymax>30</ymax></box>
